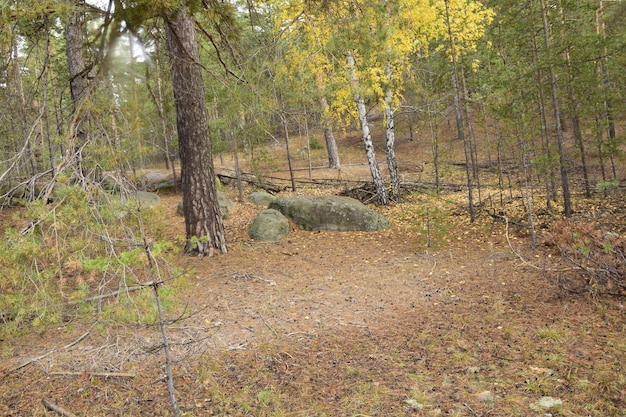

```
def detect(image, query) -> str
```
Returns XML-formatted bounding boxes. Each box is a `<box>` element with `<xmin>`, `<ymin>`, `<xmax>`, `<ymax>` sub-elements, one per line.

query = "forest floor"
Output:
<box><xmin>1</xmin><ymin>131</ymin><xmax>626</xmax><ymax>416</ymax></box>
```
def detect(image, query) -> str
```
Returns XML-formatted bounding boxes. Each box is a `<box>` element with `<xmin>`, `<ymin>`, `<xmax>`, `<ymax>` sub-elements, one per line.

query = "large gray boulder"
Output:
<box><xmin>248</xmin><ymin>191</ymin><xmax>277</xmax><ymax>207</ymax></box>
<box><xmin>120</xmin><ymin>190</ymin><xmax>161</xmax><ymax>209</ymax></box>
<box><xmin>177</xmin><ymin>190</ymin><xmax>235</xmax><ymax>218</ymax></box>
<box><xmin>269</xmin><ymin>196</ymin><xmax>390</xmax><ymax>232</ymax></box>
<box><xmin>249</xmin><ymin>209</ymin><xmax>290</xmax><ymax>241</ymax></box>
<box><xmin>141</xmin><ymin>170</ymin><xmax>178</xmax><ymax>191</ymax></box>
<box><xmin>114</xmin><ymin>191</ymin><xmax>161</xmax><ymax>219</ymax></box>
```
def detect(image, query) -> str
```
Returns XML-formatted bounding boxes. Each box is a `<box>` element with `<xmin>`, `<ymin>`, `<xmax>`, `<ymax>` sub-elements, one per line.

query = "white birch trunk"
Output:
<box><xmin>347</xmin><ymin>51</ymin><xmax>388</xmax><ymax>205</ymax></box>
<box><xmin>384</xmin><ymin>63</ymin><xmax>400</xmax><ymax>202</ymax></box>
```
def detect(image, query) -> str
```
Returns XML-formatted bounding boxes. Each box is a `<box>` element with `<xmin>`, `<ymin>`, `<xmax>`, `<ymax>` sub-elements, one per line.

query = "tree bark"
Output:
<box><xmin>65</xmin><ymin>6</ymin><xmax>89</xmax><ymax>108</ymax></box>
<box><xmin>321</xmin><ymin>99</ymin><xmax>341</xmax><ymax>170</ymax></box>
<box><xmin>315</xmin><ymin>72</ymin><xmax>340</xmax><ymax>169</ymax></box>
<box><xmin>528</xmin><ymin>7</ymin><xmax>556</xmax><ymax>209</ymax></box>
<box><xmin>540</xmin><ymin>0</ymin><xmax>572</xmax><ymax>217</ymax></box>
<box><xmin>64</xmin><ymin>2</ymin><xmax>91</xmax><ymax>181</ymax></box>
<box><xmin>279</xmin><ymin>108</ymin><xmax>297</xmax><ymax>192</ymax></box>
<box><xmin>595</xmin><ymin>0</ymin><xmax>617</xmax><ymax>180</ymax></box>
<box><xmin>164</xmin><ymin>6</ymin><xmax>227</xmax><ymax>256</ymax></box>
<box><xmin>384</xmin><ymin>63</ymin><xmax>400</xmax><ymax>202</ymax></box>
<box><xmin>347</xmin><ymin>51</ymin><xmax>388</xmax><ymax>205</ymax></box>
<box><xmin>444</xmin><ymin>0</ymin><xmax>474</xmax><ymax>222</ymax></box>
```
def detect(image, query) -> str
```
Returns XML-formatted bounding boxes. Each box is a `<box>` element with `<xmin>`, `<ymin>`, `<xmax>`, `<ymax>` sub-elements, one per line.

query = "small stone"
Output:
<box><xmin>476</xmin><ymin>390</ymin><xmax>494</xmax><ymax>403</ymax></box>
<box><xmin>404</xmin><ymin>398</ymin><xmax>423</xmax><ymax>410</ymax></box>
<box><xmin>530</xmin><ymin>396</ymin><xmax>563</xmax><ymax>411</ymax></box>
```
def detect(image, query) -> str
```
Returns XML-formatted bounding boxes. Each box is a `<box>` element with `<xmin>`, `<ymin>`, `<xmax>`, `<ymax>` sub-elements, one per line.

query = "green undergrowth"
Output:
<box><xmin>0</xmin><ymin>184</ymin><xmax>181</xmax><ymax>341</ymax></box>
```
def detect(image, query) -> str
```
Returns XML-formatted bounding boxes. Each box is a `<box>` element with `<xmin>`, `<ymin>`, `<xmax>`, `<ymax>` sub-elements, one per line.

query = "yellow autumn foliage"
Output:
<box><xmin>266</xmin><ymin>0</ymin><xmax>493</xmax><ymax>123</ymax></box>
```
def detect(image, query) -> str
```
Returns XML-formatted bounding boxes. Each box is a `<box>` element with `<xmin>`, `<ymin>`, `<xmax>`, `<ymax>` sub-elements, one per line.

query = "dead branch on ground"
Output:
<box><xmin>42</xmin><ymin>399</ymin><xmax>76</xmax><ymax>417</ymax></box>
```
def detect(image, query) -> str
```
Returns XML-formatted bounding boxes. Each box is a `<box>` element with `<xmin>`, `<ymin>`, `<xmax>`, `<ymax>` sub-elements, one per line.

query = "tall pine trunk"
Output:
<box><xmin>164</xmin><ymin>6</ymin><xmax>227</xmax><ymax>256</ymax></box>
<box><xmin>315</xmin><ymin>72</ymin><xmax>340</xmax><ymax>169</ymax></box>
<box><xmin>595</xmin><ymin>0</ymin><xmax>617</xmax><ymax>180</ymax></box>
<box><xmin>65</xmin><ymin>3</ymin><xmax>90</xmax><ymax>176</ymax></box>
<box><xmin>444</xmin><ymin>0</ymin><xmax>474</xmax><ymax>222</ymax></box>
<box><xmin>540</xmin><ymin>0</ymin><xmax>572</xmax><ymax>217</ymax></box>
<box><xmin>530</xmin><ymin>23</ymin><xmax>556</xmax><ymax>210</ymax></box>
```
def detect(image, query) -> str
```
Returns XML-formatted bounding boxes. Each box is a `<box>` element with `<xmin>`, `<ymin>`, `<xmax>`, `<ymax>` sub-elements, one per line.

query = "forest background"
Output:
<box><xmin>0</xmin><ymin>0</ymin><xmax>625</xmax><ymax>416</ymax></box>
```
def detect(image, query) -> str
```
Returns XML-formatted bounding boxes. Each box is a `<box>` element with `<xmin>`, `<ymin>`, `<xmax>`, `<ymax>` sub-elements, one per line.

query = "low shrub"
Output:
<box><xmin>543</xmin><ymin>220</ymin><xmax>625</xmax><ymax>296</ymax></box>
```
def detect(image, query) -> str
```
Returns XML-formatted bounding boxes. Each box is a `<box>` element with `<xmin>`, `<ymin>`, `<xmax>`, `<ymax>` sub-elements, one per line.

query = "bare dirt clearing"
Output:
<box><xmin>1</xmin><ymin>134</ymin><xmax>625</xmax><ymax>416</ymax></box>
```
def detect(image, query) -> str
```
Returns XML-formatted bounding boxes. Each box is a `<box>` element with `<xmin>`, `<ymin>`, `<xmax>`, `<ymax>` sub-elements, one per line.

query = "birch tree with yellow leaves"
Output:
<box><xmin>267</xmin><ymin>0</ymin><xmax>492</xmax><ymax>204</ymax></box>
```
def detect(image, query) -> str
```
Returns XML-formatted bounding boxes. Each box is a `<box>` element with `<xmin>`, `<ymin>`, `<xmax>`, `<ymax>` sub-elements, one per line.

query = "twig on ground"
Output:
<box><xmin>463</xmin><ymin>402</ymin><xmax>481</xmax><ymax>417</ymax></box>
<box><xmin>259</xmin><ymin>313</ymin><xmax>279</xmax><ymax>337</ymax></box>
<box><xmin>63</xmin><ymin>281</ymin><xmax>163</xmax><ymax>306</ymax></box>
<box><xmin>227</xmin><ymin>342</ymin><xmax>249</xmax><ymax>351</ymax></box>
<box><xmin>4</xmin><ymin>322</ymin><xmax>97</xmax><ymax>377</ymax></box>
<box><xmin>49</xmin><ymin>371</ymin><xmax>135</xmax><ymax>378</ymax></box>
<box><xmin>429</xmin><ymin>259</ymin><xmax>437</xmax><ymax>275</ymax></box>
<box><xmin>5</xmin><ymin>350</ymin><xmax>56</xmax><ymax>377</ymax></box>
<box><xmin>230</xmin><ymin>272</ymin><xmax>277</xmax><ymax>286</ymax></box>
<box><xmin>62</xmin><ymin>329</ymin><xmax>91</xmax><ymax>349</ymax></box>
<box><xmin>42</xmin><ymin>399</ymin><xmax>77</xmax><ymax>417</ymax></box>
<box><xmin>504</xmin><ymin>217</ymin><xmax>542</xmax><ymax>270</ymax></box>
<box><xmin>504</xmin><ymin>217</ymin><xmax>575</xmax><ymax>273</ymax></box>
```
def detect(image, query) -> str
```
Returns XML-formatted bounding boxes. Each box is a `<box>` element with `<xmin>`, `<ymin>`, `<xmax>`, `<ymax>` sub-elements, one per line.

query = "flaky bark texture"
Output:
<box><xmin>64</xmin><ymin>3</ymin><xmax>91</xmax><ymax>181</ymax></box>
<box><xmin>315</xmin><ymin>73</ymin><xmax>340</xmax><ymax>169</ymax></box>
<box><xmin>540</xmin><ymin>0</ymin><xmax>572</xmax><ymax>217</ymax></box>
<box><xmin>321</xmin><ymin>98</ymin><xmax>341</xmax><ymax>170</ymax></box>
<box><xmin>164</xmin><ymin>7</ymin><xmax>227</xmax><ymax>255</ymax></box>
<box><xmin>65</xmin><ymin>8</ymin><xmax>89</xmax><ymax>107</ymax></box>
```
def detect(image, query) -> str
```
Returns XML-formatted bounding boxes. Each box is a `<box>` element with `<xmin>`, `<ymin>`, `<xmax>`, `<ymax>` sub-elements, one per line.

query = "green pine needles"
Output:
<box><xmin>0</xmin><ymin>184</ymin><xmax>178</xmax><ymax>340</ymax></box>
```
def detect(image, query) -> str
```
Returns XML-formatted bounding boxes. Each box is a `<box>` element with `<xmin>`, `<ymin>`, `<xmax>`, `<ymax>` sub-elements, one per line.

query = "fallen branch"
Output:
<box><xmin>504</xmin><ymin>217</ymin><xmax>545</xmax><ymax>271</ymax></box>
<box><xmin>504</xmin><ymin>217</ymin><xmax>576</xmax><ymax>273</ymax></box>
<box><xmin>42</xmin><ymin>399</ymin><xmax>77</xmax><ymax>417</ymax></box>
<box><xmin>5</xmin><ymin>349</ymin><xmax>57</xmax><ymax>377</ymax></box>
<box><xmin>3</xmin><ymin>322</ymin><xmax>97</xmax><ymax>377</ymax></box>
<box><xmin>63</xmin><ymin>329</ymin><xmax>91</xmax><ymax>349</ymax></box>
<box><xmin>65</xmin><ymin>281</ymin><xmax>163</xmax><ymax>305</ymax></box>
<box><xmin>259</xmin><ymin>313</ymin><xmax>279</xmax><ymax>337</ymax></box>
<box><xmin>49</xmin><ymin>371</ymin><xmax>135</xmax><ymax>378</ymax></box>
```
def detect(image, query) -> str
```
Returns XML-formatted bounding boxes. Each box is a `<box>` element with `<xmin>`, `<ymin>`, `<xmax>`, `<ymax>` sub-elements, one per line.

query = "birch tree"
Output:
<box><xmin>269</xmin><ymin>0</ymin><xmax>492</xmax><ymax>204</ymax></box>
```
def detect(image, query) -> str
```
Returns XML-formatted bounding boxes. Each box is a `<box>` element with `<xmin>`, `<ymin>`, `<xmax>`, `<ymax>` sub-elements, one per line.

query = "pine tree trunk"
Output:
<box><xmin>444</xmin><ymin>0</ymin><xmax>474</xmax><ymax>222</ymax></box>
<box><xmin>65</xmin><ymin>8</ymin><xmax>89</xmax><ymax>108</ymax></box>
<box><xmin>461</xmin><ymin>67</ymin><xmax>481</xmax><ymax>205</ymax></box>
<box><xmin>315</xmin><ymin>72</ymin><xmax>341</xmax><ymax>169</ymax></box>
<box><xmin>540</xmin><ymin>0</ymin><xmax>572</xmax><ymax>217</ymax></box>
<box><xmin>426</xmin><ymin>102</ymin><xmax>440</xmax><ymax>192</ymax></box>
<box><xmin>64</xmin><ymin>4</ymin><xmax>90</xmax><ymax>180</ymax></box>
<box><xmin>595</xmin><ymin>0</ymin><xmax>617</xmax><ymax>180</ymax></box>
<box><xmin>515</xmin><ymin>108</ymin><xmax>537</xmax><ymax>248</ymax></box>
<box><xmin>279</xmin><ymin>109</ymin><xmax>297</xmax><ymax>192</ymax></box>
<box><xmin>154</xmin><ymin>44</ymin><xmax>174</xmax><ymax>172</ymax></box>
<box><xmin>559</xmin><ymin>7</ymin><xmax>590</xmax><ymax>197</ymax></box>
<box><xmin>10</xmin><ymin>39</ymin><xmax>31</xmax><ymax>178</ymax></box>
<box><xmin>347</xmin><ymin>51</ymin><xmax>388</xmax><ymax>205</ymax></box>
<box><xmin>565</xmin><ymin>65</ymin><xmax>590</xmax><ymax>197</ymax></box>
<box><xmin>530</xmin><ymin>25</ymin><xmax>555</xmax><ymax>210</ymax></box>
<box><xmin>42</xmin><ymin>17</ymin><xmax>55</xmax><ymax>178</ymax></box>
<box><xmin>164</xmin><ymin>6</ymin><xmax>227</xmax><ymax>256</ymax></box>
